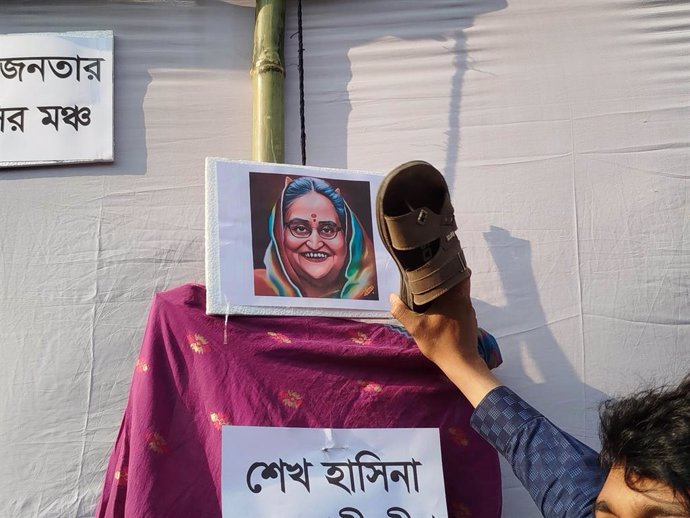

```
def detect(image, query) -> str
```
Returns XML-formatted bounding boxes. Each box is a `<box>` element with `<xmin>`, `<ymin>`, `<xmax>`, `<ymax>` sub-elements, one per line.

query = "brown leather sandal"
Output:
<box><xmin>377</xmin><ymin>161</ymin><xmax>469</xmax><ymax>312</ymax></box>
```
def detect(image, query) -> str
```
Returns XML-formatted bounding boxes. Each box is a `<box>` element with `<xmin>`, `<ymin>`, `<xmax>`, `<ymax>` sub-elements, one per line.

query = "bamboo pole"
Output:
<box><xmin>251</xmin><ymin>0</ymin><xmax>286</xmax><ymax>163</ymax></box>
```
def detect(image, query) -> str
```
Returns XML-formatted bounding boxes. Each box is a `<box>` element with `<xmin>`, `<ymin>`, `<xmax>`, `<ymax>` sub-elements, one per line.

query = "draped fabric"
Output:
<box><xmin>95</xmin><ymin>284</ymin><xmax>502</xmax><ymax>518</ymax></box>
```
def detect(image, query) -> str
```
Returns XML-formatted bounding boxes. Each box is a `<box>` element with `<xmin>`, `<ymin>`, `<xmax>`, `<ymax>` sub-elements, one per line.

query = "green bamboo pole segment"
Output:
<box><xmin>251</xmin><ymin>0</ymin><xmax>286</xmax><ymax>163</ymax></box>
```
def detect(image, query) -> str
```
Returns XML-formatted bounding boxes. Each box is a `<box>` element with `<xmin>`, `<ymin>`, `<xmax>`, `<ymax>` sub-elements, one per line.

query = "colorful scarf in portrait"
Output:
<box><xmin>263</xmin><ymin>185</ymin><xmax>378</xmax><ymax>299</ymax></box>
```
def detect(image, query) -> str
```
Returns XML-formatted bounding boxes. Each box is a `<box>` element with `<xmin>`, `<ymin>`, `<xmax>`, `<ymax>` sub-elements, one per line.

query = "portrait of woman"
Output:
<box><xmin>252</xmin><ymin>175</ymin><xmax>379</xmax><ymax>300</ymax></box>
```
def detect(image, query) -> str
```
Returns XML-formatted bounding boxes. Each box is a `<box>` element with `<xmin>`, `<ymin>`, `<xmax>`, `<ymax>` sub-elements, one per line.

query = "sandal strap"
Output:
<box><xmin>383</xmin><ymin>197</ymin><xmax>457</xmax><ymax>251</ymax></box>
<box><xmin>407</xmin><ymin>241</ymin><xmax>468</xmax><ymax>295</ymax></box>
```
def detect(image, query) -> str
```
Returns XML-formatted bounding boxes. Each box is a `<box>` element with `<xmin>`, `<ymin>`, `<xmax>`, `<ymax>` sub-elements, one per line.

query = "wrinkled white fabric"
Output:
<box><xmin>0</xmin><ymin>1</ymin><xmax>688</xmax><ymax>517</ymax></box>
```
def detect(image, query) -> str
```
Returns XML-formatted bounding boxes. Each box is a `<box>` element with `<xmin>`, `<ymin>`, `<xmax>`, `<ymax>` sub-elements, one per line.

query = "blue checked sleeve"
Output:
<box><xmin>471</xmin><ymin>386</ymin><xmax>604</xmax><ymax>518</ymax></box>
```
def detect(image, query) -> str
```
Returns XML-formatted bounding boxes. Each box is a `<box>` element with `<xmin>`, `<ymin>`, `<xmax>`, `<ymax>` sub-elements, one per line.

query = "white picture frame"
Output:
<box><xmin>205</xmin><ymin>159</ymin><xmax>399</xmax><ymax>317</ymax></box>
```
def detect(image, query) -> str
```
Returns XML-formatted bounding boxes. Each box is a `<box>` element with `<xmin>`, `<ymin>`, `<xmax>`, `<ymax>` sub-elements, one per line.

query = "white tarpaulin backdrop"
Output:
<box><xmin>1</xmin><ymin>1</ymin><xmax>688</xmax><ymax>517</ymax></box>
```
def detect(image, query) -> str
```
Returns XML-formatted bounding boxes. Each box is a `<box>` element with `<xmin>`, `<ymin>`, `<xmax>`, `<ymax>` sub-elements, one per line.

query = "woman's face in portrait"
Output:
<box><xmin>283</xmin><ymin>190</ymin><xmax>347</xmax><ymax>289</ymax></box>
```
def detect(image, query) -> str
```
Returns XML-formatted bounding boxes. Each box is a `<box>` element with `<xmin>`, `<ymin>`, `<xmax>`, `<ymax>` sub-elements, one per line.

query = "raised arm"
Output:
<box><xmin>390</xmin><ymin>276</ymin><xmax>604</xmax><ymax>518</ymax></box>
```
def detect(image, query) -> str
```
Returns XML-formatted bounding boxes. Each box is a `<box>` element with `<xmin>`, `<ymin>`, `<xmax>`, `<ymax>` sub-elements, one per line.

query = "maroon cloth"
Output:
<box><xmin>95</xmin><ymin>284</ymin><xmax>501</xmax><ymax>518</ymax></box>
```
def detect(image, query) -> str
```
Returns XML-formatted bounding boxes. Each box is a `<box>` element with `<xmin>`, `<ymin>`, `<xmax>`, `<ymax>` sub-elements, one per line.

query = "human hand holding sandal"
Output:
<box><xmin>390</xmin><ymin>275</ymin><xmax>502</xmax><ymax>408</ymax></box>
<box><xmin>379</xmin><ymin>161</ymin><xmax>501</xmax><ymax>406</ymax></box>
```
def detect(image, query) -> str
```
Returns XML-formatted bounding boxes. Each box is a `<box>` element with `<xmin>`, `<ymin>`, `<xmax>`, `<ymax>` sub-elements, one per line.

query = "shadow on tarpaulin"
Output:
<box><xmin>475</xmin><ymin>225</ymin><xmax>609</xmax><ymax>444</ymax></box>
<box><xmin>284</xmin><ymin>0</ymin><xmax>507</xmax><ymax>196</ymax></box>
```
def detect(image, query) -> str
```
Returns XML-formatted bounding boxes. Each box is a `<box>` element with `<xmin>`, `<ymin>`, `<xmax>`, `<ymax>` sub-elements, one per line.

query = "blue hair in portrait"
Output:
<box><xmin>282</xmin><ymin>177</ymin><xmax>347</xmax><ymax>228</ymax></box>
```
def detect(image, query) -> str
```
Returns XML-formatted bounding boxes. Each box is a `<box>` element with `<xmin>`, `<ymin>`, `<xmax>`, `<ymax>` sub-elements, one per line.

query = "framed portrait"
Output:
<box><xmin>206</xmin><ymin>159</ymin><xmax>399</xmax><ymax>317</ymax></box>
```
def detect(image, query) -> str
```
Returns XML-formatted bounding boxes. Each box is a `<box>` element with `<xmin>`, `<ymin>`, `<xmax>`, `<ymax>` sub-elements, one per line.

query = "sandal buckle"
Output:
<box><xmin>417</xmin><ymin>209</ymin><xmax>428</xmax><ymax>225</ymax></box>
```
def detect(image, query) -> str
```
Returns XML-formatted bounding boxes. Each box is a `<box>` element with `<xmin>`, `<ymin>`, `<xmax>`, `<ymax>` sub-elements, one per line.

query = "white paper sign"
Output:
<box><xmin>0</xmin><ymin>31</ymin><xmax>114</xmax><ymax>168</ymax></box>
<box><xmin>206</xmin><ymin>159</ymin><xmax>400</xmax><ymax>317</ymax></box>
<box><xmin>222</xmin><ymin>427</ymin><xmax>449</xmax><ymax>518</ymax></box>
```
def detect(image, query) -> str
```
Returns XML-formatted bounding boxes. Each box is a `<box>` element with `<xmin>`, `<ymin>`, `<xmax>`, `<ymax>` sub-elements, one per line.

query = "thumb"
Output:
<box><xmin>389</xmin><ymin>293</ymin><xmax>416</xmax><ymax>328</ymax></box>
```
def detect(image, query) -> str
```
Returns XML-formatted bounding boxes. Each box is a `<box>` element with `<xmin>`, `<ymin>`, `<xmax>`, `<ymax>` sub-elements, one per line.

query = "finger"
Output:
<box><xmin>389</xmin><ymin>293</ymin><xmax>413</xmax><ymax>327</ymax></box>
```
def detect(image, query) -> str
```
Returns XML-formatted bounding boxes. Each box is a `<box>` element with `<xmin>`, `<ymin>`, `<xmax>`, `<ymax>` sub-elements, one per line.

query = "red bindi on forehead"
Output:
<box><xmin>285</xmin><ymin>192</ymin><xmax>339</xmax><ymax>224</ymax></box>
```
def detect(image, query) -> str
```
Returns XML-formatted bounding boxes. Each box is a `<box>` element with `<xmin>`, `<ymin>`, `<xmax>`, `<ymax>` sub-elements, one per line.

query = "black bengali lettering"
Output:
<box><xmin>6</xmin><ymin>107</ymin><xmax>27</xmax><ymax>132</ymax></box>
<box><xmin>81</xmin><ymin>57</ymin><xmax>104</xmax><ymax>81</ymax></box>
<box><xmin>245</xmin><ymin>458</ymin><xmax>312</xmax><ymax>494</ymax></box>
<box><xmin>246</xmin><ymin>461</ymin><xmax>281</xmax><ymax>494</ymax></box>
<box><xmin>389</xmin><ymin>459</ymin><xmax>421</xmax><ymax>493</ymax></box>
<box><xmin>339</xmin><ymin>507</ymin><xmax>364</xmax><ymax>518</ymax></box>
<box><xmin>322</xmin><ymin>462</ymin><xmax>356</xmax><ymax>494</ymax></box>
<box><xmin>25</xmin><ymin>58</ymin><xmax>46</xmax><ymax>80</ymax></box>
<box><xmin>283</xmin><ymin>458</ymin><xmax>313</xmax><ymax>492</ymax></box>
<box><xmin>0</xmin><ymin>107</ymin><xmax>29</xmax><ymax>133</ymax></box>
<box><xmin>61</xmin><ymin>105</ymin><xmax>91</xmax><ymax>131</ymax></box>
<box><xmin>0</xmin><ymin>59</ymin><xmax>26</xmax><ymax>81</ymax></box>
<box><xmin>46</xmin><ymin>57</ymin><xmax>78</xmax><ymax>80</ymax></box>
<box><xmin>37</xmin><ymin>106</ymin><xmax>62</xmax><ymax>131</ymax></box>
<box><xmin>0</xmin><ymin>56</ymin><xmax>105</xmax><ymax>82</ymax></box>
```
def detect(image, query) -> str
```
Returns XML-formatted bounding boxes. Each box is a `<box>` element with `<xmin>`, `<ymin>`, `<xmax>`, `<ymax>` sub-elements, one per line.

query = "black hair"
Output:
<box><xmin>599</xmin><ymin>374</ymin><xmax>690</xmax><ymax>511</ymax></box>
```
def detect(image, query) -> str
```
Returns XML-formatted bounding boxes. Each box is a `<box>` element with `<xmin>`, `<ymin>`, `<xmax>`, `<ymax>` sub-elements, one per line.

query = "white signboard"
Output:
<box><xmin>222</xmin><ymin>427</ymin><xmax>449</xmax><ymax>518</ymax></box>
<box><xmin>0</xmin><ymin>31</ymin><xmax>113</xmax><ymax>168</ymax></box>
<box><xmin>206</xmin><ymin>159</ymin><xmax>400</xmax><ymax>318</ymax></box>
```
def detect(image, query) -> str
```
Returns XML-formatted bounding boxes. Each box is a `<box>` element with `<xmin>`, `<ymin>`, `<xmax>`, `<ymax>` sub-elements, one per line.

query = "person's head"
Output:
<box><xmin>596</xmin><ymin>375</ymin><xmax>690</xmax><ymax>518</ymax></box>
<box><xmin>281</xmin><ymin>177</ymin><xmax>348</xmax><ymax>294</ymax></box>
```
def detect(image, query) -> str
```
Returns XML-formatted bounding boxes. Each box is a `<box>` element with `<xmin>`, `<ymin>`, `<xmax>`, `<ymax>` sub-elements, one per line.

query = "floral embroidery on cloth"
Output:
<box><xmin>267</xmin><ymin>331</ymin><xmax>292</xmax><ymax>344</ymax></box>
<box><xmin>114</xmin><ymin>469</ymin><xmax>128</xmax><ymax>487</ymax></box>
<box><xmin>357</xmin><ymin>380</ymin><xmax>383</xmax><ymax>395</ymax></box>
<box><xmin>94</xmin><ymin>284</ymin><xmax>502</xmax><ymax>518</ymax></box>
<box><xmin>187</xmin><ymin>333</ymin><xmax>209</xmax><ymax>354</ymax></box>
<box><xmin>279</xmin><ymin>389</ymin><xmax>303</xmax><ymax>409</ymax></box>
<box><xmin>210</xmin><ymin>412</ymin><xmax>231</xmax><ymax>430</ymax></box>
<box><xmin>350</xmin><ymin>331</ymin><xmax>372</xmax><ymax>345</ymax></box>
<box><xmin>448</xmin><ymin>427</ymin><xmax>469</xmax><ymax>447</ymax></box>
<box><xmin>145</xmin><ymin>432</ymin><xmax>169</xmax><ymax>455</ymax></box>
